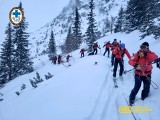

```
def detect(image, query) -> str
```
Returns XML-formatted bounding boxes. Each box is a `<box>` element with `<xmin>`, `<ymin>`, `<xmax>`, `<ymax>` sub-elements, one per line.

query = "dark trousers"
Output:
<box><xmin>93</xmin><ymin>49</ymin><xmax>98</xmax><ymax>55</ymax></box>
<box><xmin>54</xmin><ymin>60</ymin><xmax>56</xmax><ymax>64</ymax></box>
<box><xmin>81</xmin><ymin>53</ymin><xmax>84</xmax><ymax>57</ymax></box>
<box><xmin>111</xmin><ymin>54</ymin><xmax>115</xmax><ymax>66</ymax></box>
<box><xmin>103</xmin><ymin>48</ymin><xmax>110</xmax><ymax>57</ymax></box>
<box><xmin>129</xmin><ymin>75</ymin><xmax>151</xmax><ymax>101</ymax></box>
<box><xmin>113</xmin><ymin>58</ymin><xmax>124</xmax><ymax>77</ymax></box>
<box><xmin>58</xmin><ymin>60</ymin><xmax>61</xmax><ymax>64</ymax></box>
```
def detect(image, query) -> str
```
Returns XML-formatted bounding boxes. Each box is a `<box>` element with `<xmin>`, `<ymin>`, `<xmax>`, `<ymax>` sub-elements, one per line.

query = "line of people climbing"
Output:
<box><xmin>80</xmin><ymin>39</ymin><xmax>121</xmax><ymax>59</ymax></box>
<box><xmin>51</xmin><ymin>38</ymin><xmax>160</xmax><ymax>106</ymax></box>
<box><xmin>79</xmin><ymin>39</ymin><xmax>160</xmax><ymax>106</ymax></box>
<box><xmin>52</xmin><ymin>54</ymin><xmax>72</xmax><ymax>65</ymax></box>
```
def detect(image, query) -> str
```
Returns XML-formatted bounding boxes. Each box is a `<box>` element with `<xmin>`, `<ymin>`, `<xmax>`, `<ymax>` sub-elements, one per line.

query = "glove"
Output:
<box><xmin>134</xmin><ymin>64</ymin><xmax>141</xmax><ymax>70</ymax></box>
<box><xmin>134</xmin><ymin>63</ymin><xmax>138</xmax><ymax>69</ymax></box>
<box><xmin>139</xmin><ymin>52</ymin><xmax>144</xmax><ymax>58</ymax></box>
<box><xmin>157</xmin><ymin>58</ymin><xmax>160</xmax><ymax>62</ymax></box>
<box><xmin>136</xmin><ymin>65</ymin><xmax>141</xmax><ymax>70</ymax></box>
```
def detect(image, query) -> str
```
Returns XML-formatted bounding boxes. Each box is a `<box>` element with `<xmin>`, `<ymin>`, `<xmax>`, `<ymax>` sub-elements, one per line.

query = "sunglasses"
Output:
<box><xmin>140</xmin><ymin>45</ymin><xmax>148</xmax><ymax>49</ymax></box>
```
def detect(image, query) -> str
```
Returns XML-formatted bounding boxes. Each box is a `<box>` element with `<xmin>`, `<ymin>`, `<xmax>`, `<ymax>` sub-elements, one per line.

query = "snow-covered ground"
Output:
<box><xmin>0</xmin><ymin>31</ymin><xmax>160</xmax><ymax>120</ymax></box>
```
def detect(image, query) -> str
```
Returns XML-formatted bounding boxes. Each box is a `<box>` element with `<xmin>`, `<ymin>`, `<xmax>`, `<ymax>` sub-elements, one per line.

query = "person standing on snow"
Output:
<box><xmin>103</xmin><ymin>41</ymin><xmax>111</xmax><ymax>57</ymax></box>
<box><xmin>92</xmin><ymin>42</ymin><xmax>101</xmax><ymax>55</ymax></box>
<box><xmin>80</xmin><ymin>48</ymin><xmax>86</xmax><ymax>58</ymax></box>
<box><xmin>53</xmin><ymin>56</ymin><xmax>57</xmax><ymax>64</ymax></box>
<box><xmin>128</xmin><ymin>42</ymin><xmax>159</xmax><ymax>105</ymax></box>
<box><xmin>66</xmin><ymin>54</ymin><xmax>72</xmax><ymax>62</ymax></box>
<box><xmin>58</xmin><ymin>55</ymin><xmax>62</xmax><ymax>64</ymax></box>
<box><xmin>113</xmin><ymin>43</ymin><xmax>131</xmax><ymax>80</ymax></box>
<box><xmin>110</xmin><ymin>39</ymin><xmax>120</xmax><ymax>66</ymax></box>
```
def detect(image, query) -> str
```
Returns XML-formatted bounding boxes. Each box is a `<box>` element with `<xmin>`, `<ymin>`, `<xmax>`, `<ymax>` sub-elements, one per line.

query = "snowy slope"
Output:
<box><xmin>28</xmin><ymin>0</ymin><xmax>129</xmax><ymax>58</ymax></box>
<box><xmin>0</xmin><ymin>31</ymin><xmax>160</xmax><ymax>120</ymax></box>
<box><xmin>0</xmin><ymin>0</ymin><xmax>130</xmax><ymax>58</ymax></box>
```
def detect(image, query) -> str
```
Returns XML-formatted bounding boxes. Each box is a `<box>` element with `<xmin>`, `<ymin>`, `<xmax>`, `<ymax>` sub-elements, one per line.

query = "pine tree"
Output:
<box><xmin>114</xmin><ymin>6</ymin><xmax>125</xmax><ymax>33</ymax></box>
<box><xmin>102</xmin><ymin>17</ymin><xmax>110</xmax><ymax>36</ymax></box>
<box><xmin>110</xmin><ymin>16</ymin><xmax>115</xmax><ymax>34</ymax></box>
<box><xmin>21</xmin><ymin>84</ymin><xmax>26</xmax><ymax>90</ymax></box>
<box><xmin>63</xmin><ymin>27</ymin><xmax>74</xmax><ymax>54</ymax></box>
<box><xmin>0</xmin><ymin>23</ymin><xmax>15</xmax><ymax>84</ymax></box>
<box><xmin>33</xmin><ymin>72</ymin><xmax>43</xmax><ymax>84</ymax></box>
<box><xmin>72</xmin><ymin>7</ymin><xmax>82</xmax><ymax>50</ymax></box>
<box><xmin>13</xmin><ymin>2</ymin><xmax>33</xmax><ymax>76</ymax></box>
<box><xmin>124</xmin><ymin>0</ymin><xmax>147</xmax><ymax>32</ymax></box>
<box><xmin>29</xmin><ymin>79</ymin><xmax>37</xmax><ymax>88</ymax></box>
<box><xmin>140</xmin><ymin>0</ymin><xmax>160</xmax><ymax>38</ymax></box>
<box><xmin>74</xmin><ymin>0</ymin><xmax>81</xmax><ymax>7</ymax></box>
<box><xmin>153</xmin><ymin>17</ymin><xmax>160</xmax><ymax>39</ymax></box>
<box><xmin>85</xmin><ymin>0</ymin><xmax>99</xmax><ymax>52</ymax></box>
<box><xmin>45</xmin><ymin>72</ymin><xmax>53</xmax><ymax>80</ymax></box>
<box><xmin>48</xmin><ymin>30</ymin><xmax>56</xmax><ymax>60</ymax></box>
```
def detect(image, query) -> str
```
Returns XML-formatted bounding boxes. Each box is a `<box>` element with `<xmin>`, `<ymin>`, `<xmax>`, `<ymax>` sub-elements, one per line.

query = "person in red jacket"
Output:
<box><xmin>66</xmin><ymin>54</ymin><xmax>71</xmax><ymax>62</ymax></box>
<box><xmin>110</xmin><ymin>39</ymin><xmax>120</xmax><ymax>66</ymax></box>
<box><xmin>113</xmin><ymin>43</ymin><xmax>131</xmax><ymax>80</ymax></box>
<box><xmin>80</xmin><ymin>49</ymin><xmax>86</xmax><ymax>58</ymax></box>
<box><xmin>53</xmin><ymin>56</ymin><xmax>57</xmax><ymax>64</ymax></box>
<box><xmin>92</xmin><ymin>42</ymin><xmax>101</xmax><ymax>55</ymax></box>
<box><xmin>128</xmin><ymin>42</ymin><xmax>158</xmax><ymax>105</ymax></box>
<box><xmin>103</xmin><ymin>41</ymin><xmax>111</xmax><ymax>57</ymax></box>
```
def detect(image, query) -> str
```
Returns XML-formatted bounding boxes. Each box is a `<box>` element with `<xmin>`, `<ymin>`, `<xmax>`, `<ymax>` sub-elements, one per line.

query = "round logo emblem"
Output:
<box><xmin>9</xmin><ymin>7</ymin><xmax>24</xmax><ymax>25</ymax></box>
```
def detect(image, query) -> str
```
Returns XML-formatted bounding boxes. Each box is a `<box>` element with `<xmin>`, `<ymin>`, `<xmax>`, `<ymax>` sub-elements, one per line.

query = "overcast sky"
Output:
<box><xmin>0</xmin><ymin>0</ymin><xmax>70</xmax><ymax>41</ymax></box>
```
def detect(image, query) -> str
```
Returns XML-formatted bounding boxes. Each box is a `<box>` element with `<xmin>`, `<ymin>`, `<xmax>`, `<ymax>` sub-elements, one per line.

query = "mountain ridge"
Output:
<box><xmin>29</xmin><ymin>0</ymin><xmax>129</xmax><ymax>57</ymax></box>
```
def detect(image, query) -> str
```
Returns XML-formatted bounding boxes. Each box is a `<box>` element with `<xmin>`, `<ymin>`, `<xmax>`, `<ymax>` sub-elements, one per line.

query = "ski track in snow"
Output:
<box><xmin>83</xmin><ymin>58</ymin><xmax>144</xmax><ymax>120</ymax></box>
<box><xmin>83</xmin><ymin>62</ymin><xmax>111</xmax><ymax>120</ymax></box>
<box><xmin>83</xmin><ymin>59</ymin><xmax>122</xmax><ymax>120</ymax></box>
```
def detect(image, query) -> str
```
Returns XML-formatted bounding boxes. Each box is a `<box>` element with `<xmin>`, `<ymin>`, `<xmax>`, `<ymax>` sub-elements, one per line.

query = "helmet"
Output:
<box><xmin>120</xmin><ymin>43</ymin><xmax>125</xmax><ymax>49</ymax></box>
<box><xmin>114</xmin><ymin>39</ymin><xmax>117</xmax><ymax>42</ymax></box>
<box><xmin>113</xmin><ymin>39</ymin><xmax>117</xmax><ymax>44</ymax></box>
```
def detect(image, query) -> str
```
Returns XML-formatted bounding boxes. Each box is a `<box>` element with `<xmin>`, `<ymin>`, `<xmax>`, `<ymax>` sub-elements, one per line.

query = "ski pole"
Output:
<box><xmin>141</xmin><ymin>69</ymin><xmax>158</xmax><ymax>89</ymax></box>
<box><xmin>124</xmin><ymin>68</ymin><xmax>134</xmax><ymax>74</ymax></box>
<box><xmin>62</xmin><ymin>63</ymin><xmax>68</xmax><ymax>67</ymax></box>
<box><xmin>147</xmin><ymin>76</ymin><xmax>158</xmax><ymax>89</ymax></box>
<box><xmin>99</xmin><ymin>45</ymin><xmax>101</xmax><ymax>54</ymax></box>
<box><xmin>124</xmin><ymin>58</ymin><xmax>160</xmax><ymax>74</ymax></box>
